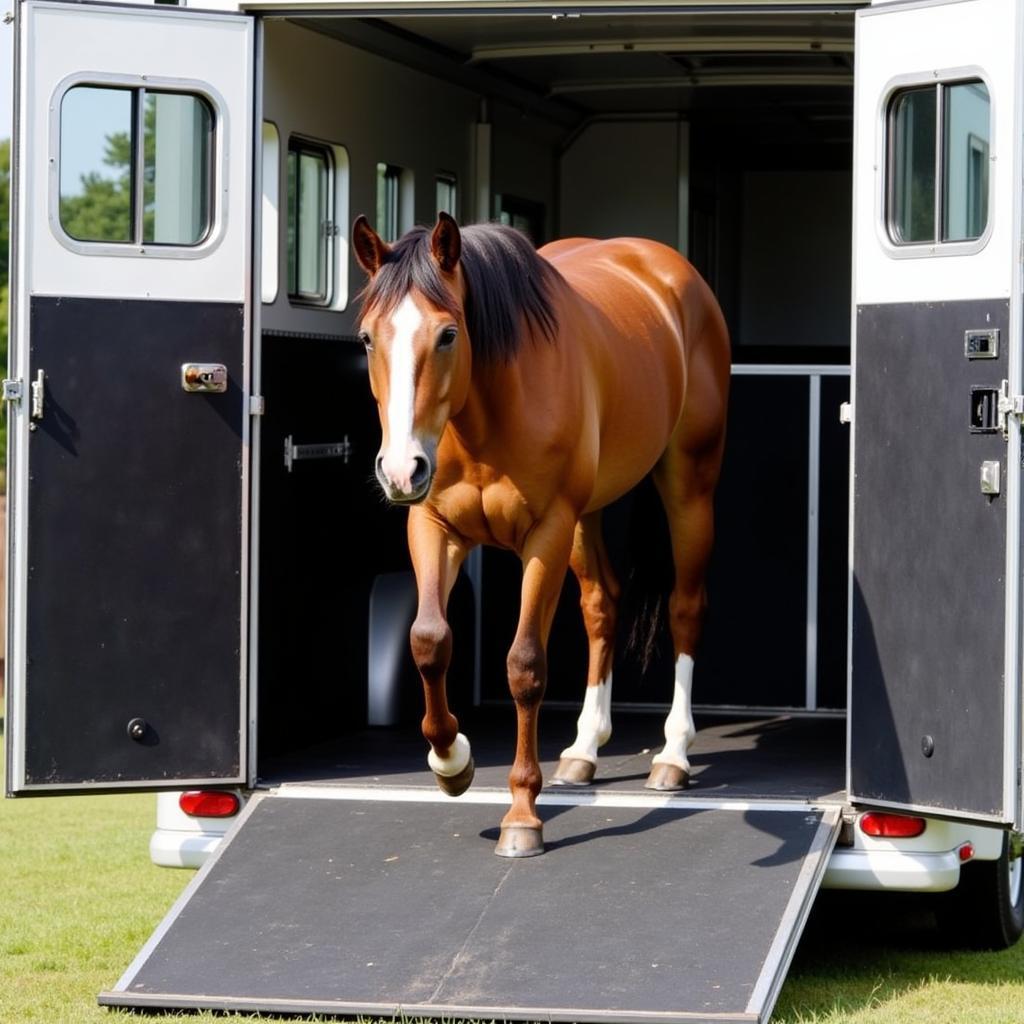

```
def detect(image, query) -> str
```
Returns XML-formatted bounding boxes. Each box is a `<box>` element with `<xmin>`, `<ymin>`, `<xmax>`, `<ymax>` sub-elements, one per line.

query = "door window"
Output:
<box><xmin>435</xmin><ymin>173</ymin><xmax>457</xmax><ymax>218</ymax></box>
<box><xmin>58</xmin><ymin>83</ymin><xmax>213</xmax><ymax>248</ymax></box>
<box><xmin>887</xmin><ymin>79</ymin><xmax>990</xmax><ymax>247</ymax></box>
<box><xmin>286</xmin><ymin>140</ymin><xmax>333</xmax><ymax>304</ymax></box>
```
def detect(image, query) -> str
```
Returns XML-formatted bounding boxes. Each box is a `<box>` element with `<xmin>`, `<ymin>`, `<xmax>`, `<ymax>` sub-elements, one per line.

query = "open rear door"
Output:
<box><xmin>6</xmin><ymin>1</ymin><xmax>254</xmax><ymax>792</ymax></box>
<box><xmin>850</xmin><ymin>0</ymin><xmax>1024</xmax><ymax>826</ymax></box>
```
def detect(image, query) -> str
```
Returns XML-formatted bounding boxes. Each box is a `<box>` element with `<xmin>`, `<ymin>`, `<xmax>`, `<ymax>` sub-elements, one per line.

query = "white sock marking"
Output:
<box><xmin>652</xmin><ymin>654</ymin><xmax>695</xmax><ymax>772</ymax></box>
<box><xmin>428</xmin><ymin>732</ymin><xmax>472</xmax><ymax>778</ymax></box>
<box><xmin>384</xmin><ymin>295</ymin><xmax>421</xmax><ymax>472</ymax></box>
<box><xmin>560</xmin><ymin>675</ymin><xmax>613</xmax><ymax>766</ymax></box>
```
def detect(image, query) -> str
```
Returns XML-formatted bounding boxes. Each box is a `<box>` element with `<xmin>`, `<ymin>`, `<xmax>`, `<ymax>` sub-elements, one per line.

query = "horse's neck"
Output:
<box><xmin>447</xmin><ymin>357</ymin><xmax>525</xmax><ymax>454</ymax></box>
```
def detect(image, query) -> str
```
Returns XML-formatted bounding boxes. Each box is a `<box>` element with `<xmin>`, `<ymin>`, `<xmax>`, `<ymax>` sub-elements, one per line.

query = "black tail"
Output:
<box><xmin>612</xmin><ymin>476</ymin><xmax>675</xmax><ymax>679</ymax></box>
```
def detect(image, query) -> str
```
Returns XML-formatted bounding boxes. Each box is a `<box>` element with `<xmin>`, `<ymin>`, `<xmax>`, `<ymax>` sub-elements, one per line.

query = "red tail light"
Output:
<box><xmin>958</xmin><ymin>842</ymin><xmax>975</xmax><ymax>862</ymax></box>
<box><xmin>179</xmin><ymin>790</ymin><xmax>240</xmax><ymax>818</ymax></box>
<box><xmin>859</xmin><ymin>812</ymin><xmax>926</xmax><ymax>838</ymax></box>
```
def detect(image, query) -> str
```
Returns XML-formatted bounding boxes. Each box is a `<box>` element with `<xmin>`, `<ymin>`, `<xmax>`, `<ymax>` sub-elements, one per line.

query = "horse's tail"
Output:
<box><xmin>616</xmin><ymin>475</ymin><xmax>675</xmax><ymax>676</ymax></box>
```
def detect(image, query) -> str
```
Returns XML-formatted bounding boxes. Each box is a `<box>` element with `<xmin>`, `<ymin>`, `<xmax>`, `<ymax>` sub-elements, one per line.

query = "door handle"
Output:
<box><xmin>31</xmin><ymin>369</ymin><xmax>45</xmax><ymax>420</ymax></box>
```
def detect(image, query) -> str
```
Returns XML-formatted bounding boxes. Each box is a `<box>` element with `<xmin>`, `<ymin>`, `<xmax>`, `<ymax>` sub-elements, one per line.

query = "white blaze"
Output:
<box><xmin>428</xmin><ymin>732</ymin><xmax>472</xmax><ymax>778</ymax></box>
<box><xmin>384</xmin><ymin>295</ymin><xmax>422</xmax><ymax>474</ymax></box>
<box><xmin>652</xmin><ymin>654</ymin><xmax>695</xmax><ymax>772</ymax></box>
<box><xmin>560</xmin><ymin>675</ymin><xmax>613</xmax><ymax>766</ymax></box>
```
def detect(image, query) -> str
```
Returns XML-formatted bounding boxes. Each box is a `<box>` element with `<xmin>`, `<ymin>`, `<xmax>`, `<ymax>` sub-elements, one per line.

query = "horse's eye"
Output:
<box><xmin>358</xmin><ymin>331</ymin><xmax>373</xmax><ymax>351</ymax></box>
<box><xmin>437</xmin><ymin>326</ymin><xmax>458</xmax><ymax>351</ymax></box>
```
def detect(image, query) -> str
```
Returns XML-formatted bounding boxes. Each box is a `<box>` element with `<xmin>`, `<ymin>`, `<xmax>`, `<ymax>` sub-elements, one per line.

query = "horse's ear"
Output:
<box><xmin>430</xmin><ymin>212</ymin><xmax>462</xmax><ymax>274</ymax></box>
<box><xmin>352</xmin><ymin>215</ymin><xmax>389</xmax><ymax>276</ymax></box>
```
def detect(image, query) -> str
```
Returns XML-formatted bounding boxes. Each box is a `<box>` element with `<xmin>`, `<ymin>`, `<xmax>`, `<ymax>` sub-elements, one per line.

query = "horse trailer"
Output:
<box><xmin>6</xmin><ymin>0</ymin><xmax>1024</xmax><ymax>1019</ymax></box>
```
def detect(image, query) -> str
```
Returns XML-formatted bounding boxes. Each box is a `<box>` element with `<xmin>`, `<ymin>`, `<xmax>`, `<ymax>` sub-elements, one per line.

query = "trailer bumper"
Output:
<box><xmin>822</xmin><ymin>847</ymin><xmax>963</xmax><ymax>892</ymax></box>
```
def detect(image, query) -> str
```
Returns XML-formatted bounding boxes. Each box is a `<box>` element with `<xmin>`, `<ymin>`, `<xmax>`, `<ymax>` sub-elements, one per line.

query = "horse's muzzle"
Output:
<box><xmin>375</xmin><ymin>452</ymin><xmax>434</xmax><ymax>505</ymax></box>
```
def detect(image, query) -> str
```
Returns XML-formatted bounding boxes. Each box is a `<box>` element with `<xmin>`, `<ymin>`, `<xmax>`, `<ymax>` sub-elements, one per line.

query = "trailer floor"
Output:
<box><xmin>260</xmin><ymin>709</ymin><xmax>846</xmax><ymax>803</ymax></box>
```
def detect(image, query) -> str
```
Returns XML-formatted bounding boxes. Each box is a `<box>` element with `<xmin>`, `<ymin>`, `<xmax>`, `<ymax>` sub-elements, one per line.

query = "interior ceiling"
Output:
<box><xmin>299</xmin><ymin>11</ymin><xmax>856</xmax><ymax>142</ymax></box>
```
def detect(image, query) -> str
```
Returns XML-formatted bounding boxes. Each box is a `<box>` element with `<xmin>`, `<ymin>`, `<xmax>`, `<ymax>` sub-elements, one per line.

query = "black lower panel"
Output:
<box><xmin>851</xmin><ymin>299</ymin><xmax>1008</xmax><ymax>817</ymax></box>
<box><xmin>481</xmin><ymin>373</ymin><xmax>825</xmax><ymax>710</ymax></box>
<box><xmin>23</xmin><ymin>296</ymin><xmax>244</xmax><ymax>785</ymax></box>
<box><xmin>104</xmin><ymin>795</ymin><xmax>838</xmax><ymax>1023</ymax></box>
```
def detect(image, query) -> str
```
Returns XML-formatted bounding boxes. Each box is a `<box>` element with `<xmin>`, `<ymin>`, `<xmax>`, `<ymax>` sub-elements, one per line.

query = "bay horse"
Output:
<box><xmin>352</xmin><ymin>213</ymin><xmax>730</xmax><ymax>858</ymax></box>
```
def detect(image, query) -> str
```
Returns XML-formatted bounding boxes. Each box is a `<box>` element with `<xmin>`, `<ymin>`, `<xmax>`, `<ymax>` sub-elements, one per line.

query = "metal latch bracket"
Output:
<box><xmin>284</xmin><ymin>434</ymin><xmax>352</xmax><ymax>473</ymax></box>
<box><xmin>997</xmin><ymin>379</ymin><xmax>1024</xmax><ymax>439</ymax></box>
<box><xmin>2</xmin><ymin>379</ymin><xmax>22</xmax><ymax>402</ymax></box>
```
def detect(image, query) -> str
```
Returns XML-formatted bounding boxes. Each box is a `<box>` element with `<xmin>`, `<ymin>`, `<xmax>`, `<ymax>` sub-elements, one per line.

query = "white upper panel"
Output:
<box><xmin>853</xmin><ymin>0</ymin><xmax>1021</xmax><ymax>304</ymax></box>
<box><xmin>20</xmin><ymin>2</ymin><xmax>253</xmax><ymax>302</ymax></box>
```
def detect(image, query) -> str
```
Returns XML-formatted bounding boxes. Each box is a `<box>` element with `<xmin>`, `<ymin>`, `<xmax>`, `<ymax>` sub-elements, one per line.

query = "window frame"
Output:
<box><xmin>435</xmin><ymin>171</ymin><xmax>458</xmax><ymax>219</ymax></box>
<box><xmin>879</xmin><ymin>67</ymin><xmax>995</xmax><ymax>260</ymax></box>
<box><xmin>286</xmin><ymin>135</ymin><xmax>336</xmax><ymax>308</ymax></box>
<box><xmin>49</xmin><ymin>72</ymin><xmax>225</xmax><ymax>260</ymax></box>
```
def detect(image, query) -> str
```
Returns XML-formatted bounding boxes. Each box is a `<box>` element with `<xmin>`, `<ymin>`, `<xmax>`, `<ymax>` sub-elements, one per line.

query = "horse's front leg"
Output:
<box><xmin>407</xmin><ymin>506</ymin><xmax>473</xmax><ymax>796</ymax></box>
<box><xmin>497</xmin><ymin>507</ymin><xmax>576</xmax><ymax>858</ymax></box>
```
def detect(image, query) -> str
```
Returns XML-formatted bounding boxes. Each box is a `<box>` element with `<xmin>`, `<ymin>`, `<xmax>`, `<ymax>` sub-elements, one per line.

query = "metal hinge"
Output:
<box><xmin>249</xmin><ymin>395</ymin><xmax>265</xmax><ymax>416</ymax></box>
<box><xmin>2</xmin><ymin>379</ymin><xmax>22</xmax><ymax>402</ymax></box>
<box><xmin>997</xmin><ymin>379</ymin><xmax>1024</xmax><ymax>439</ymax></box>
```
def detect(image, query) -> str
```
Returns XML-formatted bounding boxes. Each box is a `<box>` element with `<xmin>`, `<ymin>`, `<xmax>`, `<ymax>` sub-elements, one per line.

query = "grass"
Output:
<box><xmin>3</xmin><ymin>717</ymin><xmax>1024</xmax><ymax>1023</ymax></box>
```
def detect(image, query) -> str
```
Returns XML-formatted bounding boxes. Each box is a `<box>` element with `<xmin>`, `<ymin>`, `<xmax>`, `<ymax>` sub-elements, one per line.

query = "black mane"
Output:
<box><xmin>360</xmin><ymin>223</ymin><xmax>561</xmax><ymax>364</ymax></box>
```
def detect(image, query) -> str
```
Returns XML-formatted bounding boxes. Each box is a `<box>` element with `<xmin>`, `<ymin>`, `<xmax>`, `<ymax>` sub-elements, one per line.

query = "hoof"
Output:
<box><xmin>549</xmin><ymin>757</ymin><xmax>596</xmax><ymax>787</ymax></box>
<box><xmin>433</xmin><ymin>756</ymin><xmax>475</xmax><ymax>797</ymax></box>
<box><xmin>495</xmin><ymin>825</ymin><xmax>545</xmax><ymax>858</ymax></box>
<box><xmin>645</xmin><ymin>762</ymin><xmax>690</xmax><ymax>792</ymax></box>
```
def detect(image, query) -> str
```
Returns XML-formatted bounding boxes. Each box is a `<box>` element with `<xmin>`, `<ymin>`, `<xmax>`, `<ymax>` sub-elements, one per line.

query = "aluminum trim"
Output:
<box><xmin>745</xmin><ymin>807</ymin><xmax>841</xmax><ymax>1018</ymax></box>
<box><xmin>1005</xmin><ymin>0</ymin><xmax>1024</xmax><ymax>831</ymax></box>
<box><xmin>7</xmin><ymin>0</ymin><xmax>30</xmax><ymax>794</ymax></box>
<box><xmin>846</xmin><ymin>792</ymin><xmax>1008</xmax><ymax>826</ymax></box>
<box><xmin>730</xmin><ymin>363</ymin><xmax>850</xmax><ymax>376</ymax></box>
<box><xmin>98</xmin><ymin>990</ymin><xmax>760</xmax><ymax>1024</ymax></box>
<box><xmin>247</xmin><ymin>16</ymin><xmax>264</xmax><ymax>792</ymax></box>
<box><xmin>271</xmin><ymin>783</ymin><xmax>841</xmax><ymax>812</ymax></box>
<box><xmin>805</xmin><ymin>374</ymin><xmax>821</xmax><ymax>709</ymax></box>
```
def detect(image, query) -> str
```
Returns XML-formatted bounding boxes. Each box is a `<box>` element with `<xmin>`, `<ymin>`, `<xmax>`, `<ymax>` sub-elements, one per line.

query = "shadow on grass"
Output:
<box><xmin>775</xmin><ymin>889</ymin><xmax>1024</xmax><ymax>1021</ymax></box>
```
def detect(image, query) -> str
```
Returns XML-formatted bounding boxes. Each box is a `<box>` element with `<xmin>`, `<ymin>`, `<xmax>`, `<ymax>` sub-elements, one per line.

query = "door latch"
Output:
<box><xmin>970</xmin><ymin>380</ymin><xmax>1023</xmax><ymax>439</ymax></box>
<box><xmin>30</xmin><ymin>369</ymin><xmax>45</xmax><ymax>420</ymax></box>
<box><xmin>181</xmin><ymin>363</ymin><xmax>228</xmax><ymax>394</ymax></box>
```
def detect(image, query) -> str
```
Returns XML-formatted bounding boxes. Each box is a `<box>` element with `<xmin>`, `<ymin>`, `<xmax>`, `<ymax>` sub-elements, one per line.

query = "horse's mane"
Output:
<box><xmin>360</xmin><ymin>223</ymin><xmax>562</xmax><ymax>364</ymax></box>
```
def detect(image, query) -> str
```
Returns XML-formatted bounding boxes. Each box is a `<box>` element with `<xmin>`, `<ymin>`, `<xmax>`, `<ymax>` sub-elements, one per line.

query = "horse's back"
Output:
<box><xmin>538</xmin><ymin>236</ymin><xmax>730</xmax><ymax>508</ymax></box>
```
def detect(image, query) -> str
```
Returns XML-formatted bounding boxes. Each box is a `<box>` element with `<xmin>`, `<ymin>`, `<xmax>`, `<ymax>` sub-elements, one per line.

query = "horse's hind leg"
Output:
<box><xmin>551</xmin><ymin>512</ymin><xmax>619</xmax><ymax>786</ymax></box>
<box><xmin>647</xmin><ymin>426</ymin><xmax>725</xmax><ymax>792</ymax></box>
<box><xmin>407</xmin><ymin>507</ymin><xmax>474</xmax><ymax>796</ymax></box>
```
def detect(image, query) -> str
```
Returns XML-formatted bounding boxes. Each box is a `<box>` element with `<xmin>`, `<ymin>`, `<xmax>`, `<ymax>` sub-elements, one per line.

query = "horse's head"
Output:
<box><xmin>352</xmin><ymin>213</ymin><xmax>471</xmax><ymax>505</ymax></box>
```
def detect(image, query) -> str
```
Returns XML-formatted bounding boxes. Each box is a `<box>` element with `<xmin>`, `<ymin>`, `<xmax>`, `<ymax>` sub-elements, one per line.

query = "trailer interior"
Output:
<box><xmin>253</xmin><ymin>7</ymin><xmax>855</xmax><ymax>800</ymax></box>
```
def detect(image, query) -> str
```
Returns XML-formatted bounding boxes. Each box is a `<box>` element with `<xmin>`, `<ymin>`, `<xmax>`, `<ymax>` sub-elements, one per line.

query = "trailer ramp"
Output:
<box><xmin>101</xmin><ymin>789</ymin><xmax>840</xmax><ymax>1023</ymax></box>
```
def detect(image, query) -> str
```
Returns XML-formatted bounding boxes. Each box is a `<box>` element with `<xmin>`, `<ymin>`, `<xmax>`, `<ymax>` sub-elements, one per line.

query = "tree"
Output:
<box><xmin>0</xmin><ymin>137</ymin><xmax>9</xmax><ymax>284</ymax></box>
<box><xmin>59</xmin><ymin>130</ymin><xmax>134</xmax><ymax>243</ymax></box>
<box><xmin>59</xmin><ymin>99</ymin><xmax>157</xmax><ymax>243</ymax></box>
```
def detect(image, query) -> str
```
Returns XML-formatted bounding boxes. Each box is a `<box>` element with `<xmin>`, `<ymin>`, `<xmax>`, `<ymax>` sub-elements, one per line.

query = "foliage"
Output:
<box><xmin>0</xmin><ymin>137</ymin><xmax>9</xmax><ymax>284</ymax></box>
<box><xmin>2</xmin><ymin>139</ymin><xmax>8</xmax><ymax>482</ymax></box>
<box><xmin>59</xmin><ymin>130</ymin><xmax>136</xmax><ymax>244</ymax></box>
<box><xmin>58</xmin><ymin>99</ymin><xmax>157</xmax><ymax>244</ymax></box>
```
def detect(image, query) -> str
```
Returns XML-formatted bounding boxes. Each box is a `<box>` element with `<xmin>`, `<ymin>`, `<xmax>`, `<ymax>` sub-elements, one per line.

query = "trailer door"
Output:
<box><xmin>6</xmin><ymin>1</ymin><xmax>254</xmax><ymax>792</ymax></box>
<box><xmin>850</xmin><ymin>0</ymin><xmax>1023</xmax><ymax>826</ymax></box>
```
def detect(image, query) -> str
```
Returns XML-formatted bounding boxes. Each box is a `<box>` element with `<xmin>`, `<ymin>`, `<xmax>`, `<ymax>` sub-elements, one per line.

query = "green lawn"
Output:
<box><xmin>3</xmin><ymin>720</ymin><xmax>1024</xmax><ymax>1023</ymax></box>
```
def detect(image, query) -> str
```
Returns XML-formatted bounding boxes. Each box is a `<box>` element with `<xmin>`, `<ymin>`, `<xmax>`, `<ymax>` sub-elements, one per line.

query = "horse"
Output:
<box><xmin>352</xmin><ymin>212</ymin><xmax>730</xmax><ymax>858</ymax></box>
